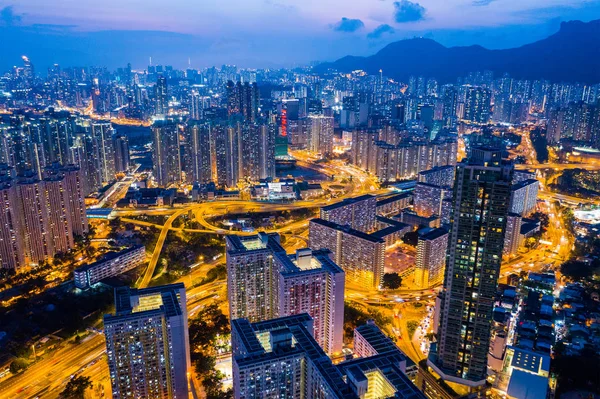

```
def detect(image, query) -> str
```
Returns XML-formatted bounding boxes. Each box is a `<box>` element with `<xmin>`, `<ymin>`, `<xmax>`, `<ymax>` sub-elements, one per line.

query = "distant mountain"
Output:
<box><xmin>315</xmin><ymin>20</ymin><xmax>600</xmax><ymax>84</ymax></box>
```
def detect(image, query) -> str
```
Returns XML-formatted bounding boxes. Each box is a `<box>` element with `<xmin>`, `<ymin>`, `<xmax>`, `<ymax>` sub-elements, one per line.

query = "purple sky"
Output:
<box><xmin>1</xmin><ymin>1</ymin><xmax>600</xmax><ymax>69</ymax></box>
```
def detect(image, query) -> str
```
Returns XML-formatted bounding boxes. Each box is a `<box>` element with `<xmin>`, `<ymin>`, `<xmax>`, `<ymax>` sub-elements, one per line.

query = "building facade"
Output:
<box><xmin>104</xmin><ymin>284</ymin><xmax>191</xmax><ymax>399</ymax></box>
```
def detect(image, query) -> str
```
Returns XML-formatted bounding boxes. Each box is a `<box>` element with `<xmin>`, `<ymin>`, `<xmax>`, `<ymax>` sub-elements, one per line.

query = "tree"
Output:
<box><xmin>382</xmin><ymin>273</ymin><xmax>402</xmax><ymax>289</ymax></box>
<box><xmin>560</xmin><ymin>260</ymin><xmax>600</xmax><ymax>280</ymax></box>
<box><xmin>402</xmin><ymin>231</ymin><xmax>419</xmax><ymax>246</ymax></box>
<box><xmin>60</xmin><ymin>376</ymin><xmax>92</xmax><ymax>399</ymax></box>
<box><xmin>9</xmin><ymin>358</ymin><xmax>28</xmax><ymax>373</ymax></box>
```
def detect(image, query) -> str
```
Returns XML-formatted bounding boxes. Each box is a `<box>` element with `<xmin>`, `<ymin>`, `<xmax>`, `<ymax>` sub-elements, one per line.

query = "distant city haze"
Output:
<box><xmin>1</xmin><ymin>1</ymin><xmax>599</xmax><ymax>70</ymax></box>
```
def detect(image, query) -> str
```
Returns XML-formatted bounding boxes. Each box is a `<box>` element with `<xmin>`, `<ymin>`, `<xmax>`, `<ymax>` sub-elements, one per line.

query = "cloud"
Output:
<box><xmin>472</xmin><ymin>0</ymin><xmax>496</xmax><ymax>6</ymax></box>
<box><xmin>393</xmin><ymin>0</ymin><xmax>426</xmax><ymax>23</ymax></box>
<box><xmin>331</xmin><ymin>17</ymin><xmax>365</xmax><ymax>33</ymax></box>
<box><xmin>264</xmin><ymin>0</ymin><xmax>297</xmax><ymax>12</ymax></box>
<box><xmin>367</xmin><ymin>24</ymin><xmax>395</xmax><ymax>39</ymax></box>
<box><xmin>0</xmin><ymin>6</ymin><xmax>22</xmax><ymax>26</ymax></box>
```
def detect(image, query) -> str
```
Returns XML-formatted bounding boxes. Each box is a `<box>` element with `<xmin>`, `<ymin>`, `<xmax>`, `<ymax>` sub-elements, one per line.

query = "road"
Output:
<box><xmin>2</xmin><ymin>144</ymin><xmax>584</xmax><ymax>396</ymax></box>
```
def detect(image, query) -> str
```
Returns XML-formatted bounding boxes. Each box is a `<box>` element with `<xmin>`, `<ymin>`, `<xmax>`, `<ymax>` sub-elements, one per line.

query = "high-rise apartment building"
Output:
<box><xmin>503</xmin><ymin>213</ymin><xmax>523</xmax><ymax>256</ymax></box>
<box><xmin>509</xmin><ymin>179</ymin><xmax>539</xmax><ymax>217</ymax></box>
<box><xmin>307</xmin><ymin>115</ymin><xmax>334</xmax><ymax>156</ymax></box>
<box><xmin>414</xmin><ymin>228</ymin><xmax>449</xmax><ymax>289</ymax></box>
<box><xmin>418</xmin><ymin>165</ymin><xmax>455</xmax><ymax>187</ymax></box>
<box><xmin>226</xmin><ymin>233</ymin><xmax>282</xmax><ymax>323</ymax></box>
<box><xmin>274</xmin><ymin>248</ymin><xmax>345</xmax><ymax>354</ymax></box>
<box><xmin>155</xmin><ymin>75</ymin><xmax>168</xmax><ymax>116</ymax></box>
<box><xmin>90</xmin><ymin>121</ymin><xmax>116</xmax><ymax>184</ymax></box>
<box><xmin>226</xmin><ymin>81</ymin><xmax>259</xmax><ymax>121</ymax></box>
<box><xmin>414</xmin><ymin>183</ymin><xmax>452</xmax><ymax>219</ymax></box>
<box><xmin>463</xmin><ymin>87</ymin><xmax>491</xmax><ymax>124</ymax></box>
<box><xmin>232</xmin><ymin>314</ymin><xmax>426</xmax><ymax>399</ymax></box>
<box><xmin>320</xmin><ymin>194</ymin><xmax>377</xmax><ymax>233</ymax></box>
<box><xmin>226</xmin><ymin>234</ymin><xmax>345</xmax><ymax>354</ymax></box>
<box><xmin>74</xmin><ymin>245</ymin><xmax>146</xmax><ymax>289</ymax></box>
<box><xmin>309</xmin><ymin>218</ymin><xmax>385</xmax><ymax>289</ymax></box>
<box><xmin>184</xmin><ymin>122</ymin><xmax>212</xmax><ymax>183</ymax></box>
<box><xmin>152</xmin><ymin>120</ymin><xmax>182</xmax><ymax>187</ymax></box>
<box><xmin>42</xmin><ymin>173</ymin><xmax>75</xmax><ymax>254</ymax></box>
<box><xmin>428</xmin><ymin>147</ymin><xmax>513</xmax><ymax>387</ymax></box>
<box><xmin>0</xmin><ymin>167</ymin><xmax>24</xmax><ymax>269</ymax></box>
<box><xmin>45</xmin><ymin>164</ymin><xmax>88</xmax><ymax>236</ymax></box>
<box><xmin>17</xmin><ymin>174</ymin><xmax>59</xmax><ymax>264</ymax></box>
<box><xmin>113</xmin><ymin>134</ymin><xmax>130</xmax><ymax>173</ymax></box>
<box><xmin>104</xmin><ymin>284</ymin><xmax>190</xmax><ymax>399</ymax></box>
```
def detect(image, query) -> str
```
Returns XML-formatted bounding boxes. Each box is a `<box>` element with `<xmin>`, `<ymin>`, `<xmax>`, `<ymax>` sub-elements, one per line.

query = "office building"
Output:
<box><xmin>152</xmin><ymin>120</ymin><xmax>182</xmax><ymax>187</ymax></box>
<box><xmin>320</xmin><ymin>194</ymin><xmax>377</xmax><ymax>233</ymax></box>
<box><xmin>104</xmin><ymin>284</ymin><xmax>190</xmax><ymax>399</ymax></box>
<box><xmin>74</xmin><ymin>245</ymin><xmax>146</xmax><ymax>289</ymax></box>
<box><xmin>428</xmin><ymin>147</ymin><xmax>513</xmax><ymax>387</ymax></box>
<box><xmin>414</xmin><ymin>228</ymin><xmax>448</xmax><ymax>289</ymax></box>
<box><xmin>231</xmin><ymin>314</ymin><xmax>425</xmax><ymax>399</ymax></box>
<box><xmin>309</xmin><ymin>218</ymin><xmax>385</xmax><ymax>289</ymax></box>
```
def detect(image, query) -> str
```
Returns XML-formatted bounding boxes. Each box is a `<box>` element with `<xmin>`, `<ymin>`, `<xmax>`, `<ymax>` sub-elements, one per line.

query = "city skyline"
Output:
<box><xmin>1</xmin><ymin>14</ymin><xmax>600</xmax><ymax>397</ymax></box>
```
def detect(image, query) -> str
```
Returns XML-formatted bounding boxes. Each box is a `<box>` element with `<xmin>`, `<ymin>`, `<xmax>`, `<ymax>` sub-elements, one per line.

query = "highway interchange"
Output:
<box><xmin>0</xmin><ymin>142</ymin><xmax>592</xmax><ymax>398</ymax></box>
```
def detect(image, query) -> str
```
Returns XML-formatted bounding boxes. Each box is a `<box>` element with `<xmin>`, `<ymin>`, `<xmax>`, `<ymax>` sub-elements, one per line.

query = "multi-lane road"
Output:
<box><xmin>0</xmin><ymin>143</ymin><xmax>586</xmax><ymax>397</ymax></box>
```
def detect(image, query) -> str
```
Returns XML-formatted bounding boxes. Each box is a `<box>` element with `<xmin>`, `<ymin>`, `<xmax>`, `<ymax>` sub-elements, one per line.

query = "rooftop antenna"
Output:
<box><xmin>149</xmin><ymin>56</ymin><xmax>152</xmax><ymax>66</ymax></box>
<box><xmin>188</xmin><ymin>57</ymin><xmax>191</xmax><ymax>67</ymax></box>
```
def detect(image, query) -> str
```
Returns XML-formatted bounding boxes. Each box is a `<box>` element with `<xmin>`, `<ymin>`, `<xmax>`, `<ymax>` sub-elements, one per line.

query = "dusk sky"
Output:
<box><xmin>1</xmin><ymin>0</ymin><xmax>600</xmax><ymax>70</ymax></box>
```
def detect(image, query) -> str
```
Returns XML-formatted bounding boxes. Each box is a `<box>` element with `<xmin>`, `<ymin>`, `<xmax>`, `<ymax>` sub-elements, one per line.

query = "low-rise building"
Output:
<box><xmin>74</xmin><ymin>245</ymin><xmax>146</xmax><ymax>289</ymax></box>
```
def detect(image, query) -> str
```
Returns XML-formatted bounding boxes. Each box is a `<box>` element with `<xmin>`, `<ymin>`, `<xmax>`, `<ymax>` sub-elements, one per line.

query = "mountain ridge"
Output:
<box><xmin>314</xmin><ymin>20</ymin><xmax>600</xmax><ymax>83</ymax></box>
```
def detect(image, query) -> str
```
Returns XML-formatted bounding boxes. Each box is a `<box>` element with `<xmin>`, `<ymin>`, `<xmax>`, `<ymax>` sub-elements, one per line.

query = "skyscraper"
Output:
<box><xmin>155</xmin><ymin>75</ymin><xmax>168</xmax><ymax>116</ymax></box>
<box><xmin>17</xmin><ymin>174</ymin><xmax>52</xmax><ymax>264</ymax></box>
<box><xmin>42</xmin><ymin>173</ymin><xmax>75</xmax><ymax>254</ymax></box>
<box><xmin>307</xmin><ymin>115</ymin><xmax>334</xmax><ymax>156</ymax></box>
<box><xmin>232</xmin><ymin>314</ymin><xmax>425</xmax><ymax>399</ymax></box>
<box><xmin>104</xmin><ymin>284</ymin><xmax>191</xmax><ymax>399</ymax></box>
<box><xmin>45</xmin><ymin>163</ymin><xmax>88</xmax><ymax>236</ymax></box>
<box><xmin>320</xmin><ymin>194</ymin><xmax>377</xmax><ymax>233</ymax></box>
<box><xmin>152</xmin><ymin>120</ymin><xmax>182</xmax><ymax>187</ymax></box>
<box><xmin>113</xmin><ymin>134</ymin><xmax>130</xmax><ymax>173</ymax></box>
<box><xmin>226</xmin><ymin>81</ymin><xmax>259</xmax><ymax>121</ymax></box>
<box><xmin>414</xmin><ymin>228</ymin><xmax>449</xmax><ymax>289</ymax></box>
<box><xmin>226</xmin><ymin>233</ymin><xmax>280</xmax><ymax>323</ymax></box>
<box><xmin>463</xmin><ymin>87</ymin><xmax>491</xmax><ymax>124</ymax></box>
<box><xmin>90</xmin><ymin>122</ymin><xmax>116</xmax><ymax>184</ymax></box>
<box><xmin>184</xmin><ymin>122</ymin><xmax>212</xmax><ymax>183</ymax></box>
<box><xmin>428</xmin><ymin>147</ymin><xmax>513</xmax><ymax>387</ymax></box>
<box><xmin>226</xmin><ymin>233</ymin><xmax>345</xmax><ymax>354</ymax></box>
<box><xmin>309</xmin><ymin>218</ymin><xmax>385</xmax><ymax>289</ymax></box>
<box><xmin>274</xmin><ymin>248</ymin><xmax>345</xmax><ymax>354</ymax></box>
<box><xmin>0</xmin><ymin>166</ymin><xmax>24</xmax><ymax>269</ymax></box>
